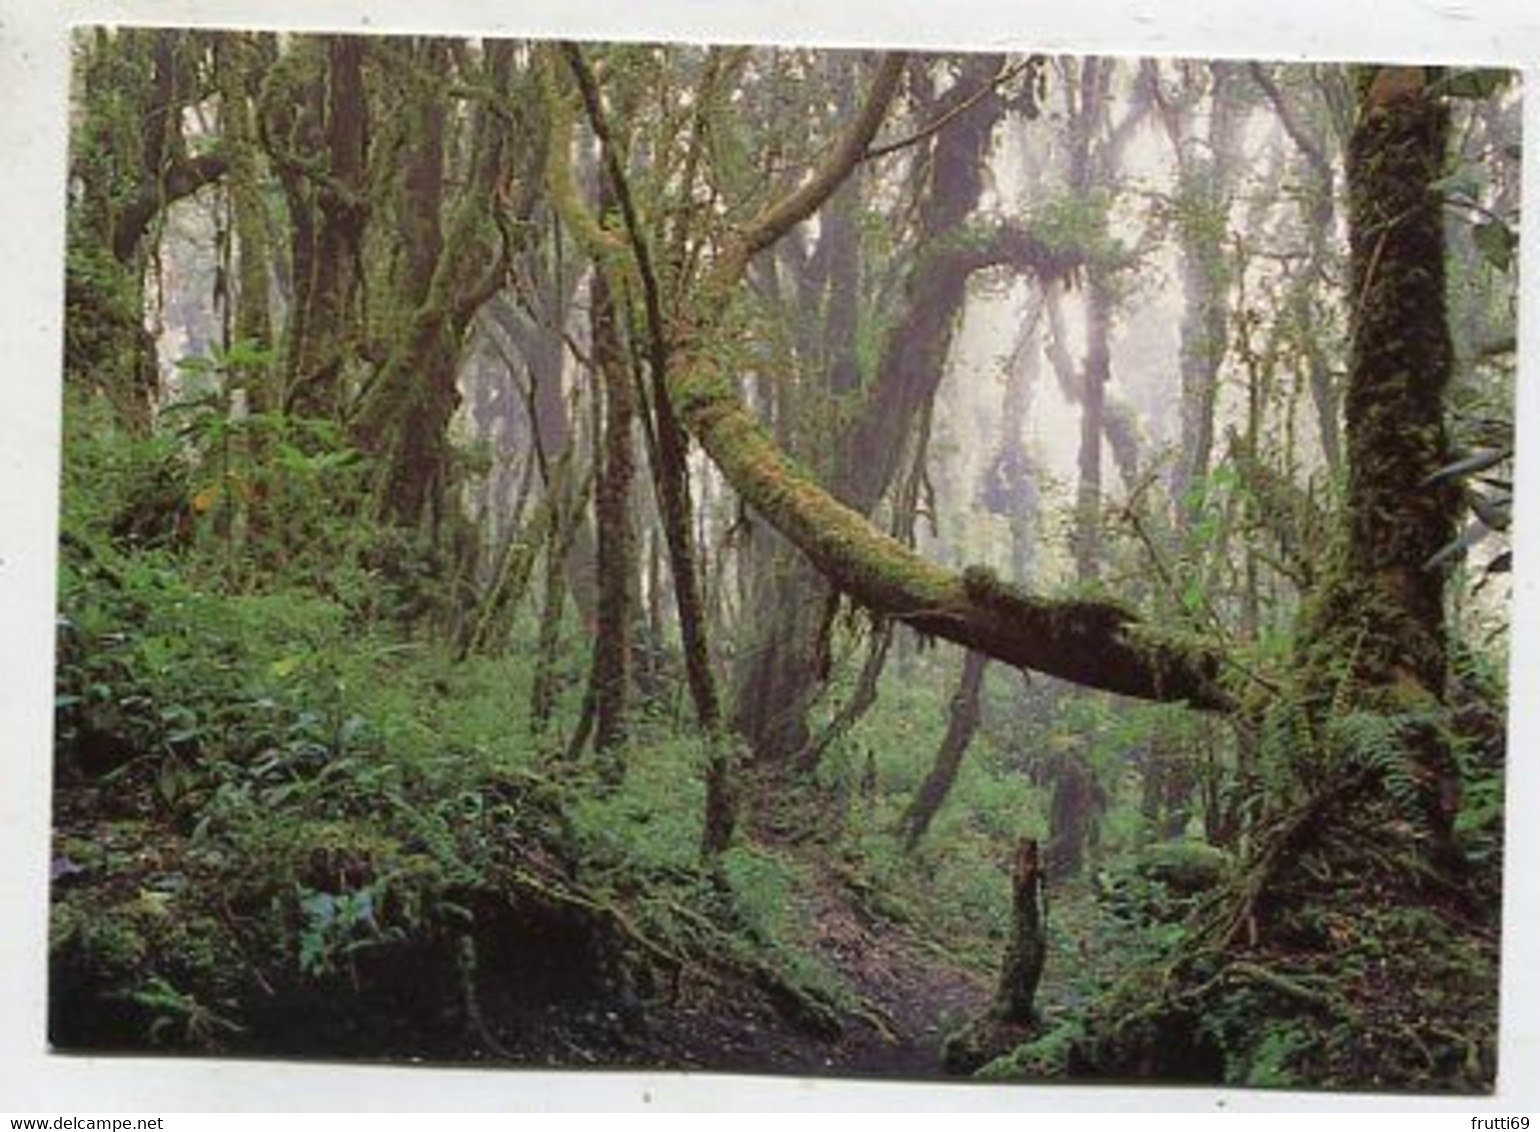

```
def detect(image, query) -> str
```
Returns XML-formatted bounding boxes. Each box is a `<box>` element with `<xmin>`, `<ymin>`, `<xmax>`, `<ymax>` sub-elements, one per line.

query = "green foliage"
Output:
<box><xmin>1242</xmin><ymin>1020</ymin><xmax>1312</xmax><ymax>1087</ymax></box>
<box><xmin>1255</xmin><ymin>692</ymin><xmax>1317</xmax><ymax>801</ymax></box>
<box><xmin>1423</xmin><ymin>445</ymin><xmax>1513</xmax><ymax>578</ymax></box>
<box><xmin>130</xmin><ymin>975</ymin><xmax>244</xmax><ymax>1047</ymax></box>
<box><xmin>63</xmin><ymin>234</ymin><xmax>144</xmax><ymax>392</ymax></box>
<box><xmin>1164</xmin><ymin>158</ymin><xmax>1235</xmax><ymax>277</ymax></box>
<box><xmin>296</xmin><ymin>880</ymin><xmax>405</xmax><ymax>976</ymax></box>
<box><xmin>568</xmin><ymin>733</ymin><xmax>708</xmax><ymax>881</ymax></box>
<box><xmin>1028</xmin><ymin>189</ymin><xmax>1120</xmax><ymax>263</ymax></box>
<box><xmin>1324</xmin><ymin>707</ymin><xmax>1446</xmax><ymax>818</ymax></box>
<box><xmin>1434</xmin><ymin>68</ymin><xmax>1515</xmax><ymax>101</ymax></box>
<box><xmin>720</xmin><ymin>844</ymin><xmax>805</xmax><ymax>947</ymax></box>
<box><xmin>165</xmin><ymin>342</ymin><xmax>378</xmax><ymax>591</ymax></box>
<box><xmin>59</xmin><ymin>392</ymin><xmax>188</xmax><ymax>551</ymax></box>
<box><xmin>1470</xmin><ymin>219</ymin><xmax>1518</xmax><ymax>272</ymax></box>
<box><xmin>52</xmin><ymin>36</ymin><xmax>1514</xmax><ymax>1081</ymax></box>
<box><xmin>977</xmin><ymin>1016</ymin><xmax>1086</xmax><ymax>1078</ymax></box>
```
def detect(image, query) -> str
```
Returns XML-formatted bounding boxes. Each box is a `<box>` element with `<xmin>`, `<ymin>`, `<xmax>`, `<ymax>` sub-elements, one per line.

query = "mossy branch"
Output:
<box><xmin>648</xmin><ymin>54</ymin><xmax>1232</xmax><ymax>711</ymax></box>
<box><xmin>539</xmin><ymin>47</ymin><xmax>628</xmax><ymax>267</ymax></box>
<box><xmin>666</xmin><ymin>353</ymin><xmax>1231</xmax><ymax>707</ymax></box>
<box><xmin>734</xmin><ymin>53</ymin><xmax>908</xmax><ymax>265</ymax></box>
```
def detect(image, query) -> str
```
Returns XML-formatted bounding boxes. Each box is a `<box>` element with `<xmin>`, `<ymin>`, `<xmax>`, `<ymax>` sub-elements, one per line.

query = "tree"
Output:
<box><xmin>1059</xmin><ymin>64</ymin><xmax>1492</xmax><ymax>1085</ymax></box>
<box><xmin>896</xmin><ymin>648</ymin><xmax>989</xmax><ymax>850</ymax></box>
<box><xmin>660</xmin><ymin>54</ymin><xmax>1230</xmax><ymax>715</ymax></box>
<box><xmin>580</xmin><ymin>253</ymin><xmax>638</xmax><ymax>760</ymax></box>
<box><xmin>259</xmin><ymin>35</ymin><xmax>368</xmax><ymax>422</ymax></box>
<box><xmin>67</xmin><ymin>30</ymin><xmax>227</xmax><ymax>427</ymax></box>
<box><xmin>1291</xmin><ymin>66</ymin><xmax>1462</xmax><ymax>837</ymax></box>
<box><xmin>730</xmin><ymin>54</ymin><xmax>1073</xmax><ymax>765</ymax></box>
<box><xmin>59</xmin><ymin>35</ymin><xmax>1506</xmax><ymax>1085</ymax></box>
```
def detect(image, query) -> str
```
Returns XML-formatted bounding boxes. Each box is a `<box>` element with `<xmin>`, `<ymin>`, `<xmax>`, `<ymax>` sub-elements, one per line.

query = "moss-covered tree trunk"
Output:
<box><xmin>996</xmin><ymin>838</ymin><xmax>1048</xmax><ymax>1023</ymax></box>
<box><xmin>364</xmin><ymin>45</ymin><xmax>520</xmax><ymax>530</ymax></box>
<box><xmin>732</xmin><ymin>54</ymin><xmax>1014</xmax><ymax>765</ymax></box>
<box><xmin>551</xmin><ymin>41</ymin><xmax>738</xmax><ymax>850</ymax></box>
<box><xmin>266</xmin><ymin>35</ymin><xmax>369</xmax><ymax>421</ymax></box>
<box><xmin>1250</xmin><ymin>61</ymin><xmax>1346</xmax><ymax>478</ymax></box>
<box><xmin>663</xmin><ymin>54</ymin><xmax>1229</xmax><ymax>711</ymax></box>
<box><xmin>1161</xmin><ymin>61</ymin><xmax>1243</xmax><ymax>524</ymax></box>
<box><xmin>1072</xmin><ymin>279</ymin><xmax>1112</xmax><ymax>583</ymax></box>
<box><xmin>214</xmin><ymin>34</ymin><xmax>275</xmax><ymax>364</ymax></box>
<box><xmin>943</xmin><ymin>837</ymin><xmax>1047</xmax><ymax>1074</ymax></box>
<box><xmin>67</xmin><ymin>29</ymin><xmax>228</xmax><ymax>430</ymax></box>
<box><xmin>1294</xmin><ymin>66</ymin><xmax>1462</xmax><ymax>840</ymax></box>
<box><xmin>1061</xmin><ymin>70</ymin><xmax>1484</xmax><ymax>1089</ymax></box>
<box><xmin>481</xmin><ymin>293</ymin><xmax>601</xmax><ymax>627</ymax></box>
<box><xmin>1045</xmin><ymin>752</ymin><xmax>1105</xmax><ymax>880</ymax></box>
<box><xmin>994</xmin><ymin>309</ymin><xmax>1041</xmax><ymax>585</ymax></box>
<box><xmin>586</xmin><ymin>262</ymin><xmax>637</xmax><ymax>759</ymax></box>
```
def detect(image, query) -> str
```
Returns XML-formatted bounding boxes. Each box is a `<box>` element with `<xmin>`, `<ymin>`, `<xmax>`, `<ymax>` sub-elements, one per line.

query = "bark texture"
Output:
<box><xmin>1295</xmin><ymin>67</ymin><xmax>1462</xmax><ymax>837</ymax></box>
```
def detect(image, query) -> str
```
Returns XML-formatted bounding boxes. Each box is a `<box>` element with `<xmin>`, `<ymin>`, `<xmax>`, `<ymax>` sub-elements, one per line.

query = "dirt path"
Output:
<box><xmin>790</xmin><ymin>855</ymin><xmax>994</xmax><ymax>1078</ymax></box>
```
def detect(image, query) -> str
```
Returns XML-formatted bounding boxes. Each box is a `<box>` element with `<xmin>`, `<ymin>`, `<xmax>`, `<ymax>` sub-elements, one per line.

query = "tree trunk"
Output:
<box><xmin>557</xmin><ymin>41</ymin><xmax>736</xmax><ymax>848</ymax></box>
<box><xmin>215</xmin><ymin>35</ymin><xmax>274</xmax><ymax>361</ymax></box>
<box><xmin>792</xmin><ymin>619</ymin><xmax>894</xmax><ymax>775</ymax></box>
<box><xmin>1045</xmin><ymin>753</ymin><xmax>1105</xmax><ymax>880</ymax></box>
<box><xmin>67</xmin><ymin>30</ymin><xmax>228</xmax><ymax>429</ymax></box>
<box><xmin>1164</xmin><ymin>63</ymin><xmax>1243</xmax><ymax>524</ymax></box>
<box><xmin>1294</xmin><ymin>67</ymin><xmax>1462</xmax><ymax>839</ymax></box>
<box><xmin>481</xmin><ymin>294</ymin><xmax>601</xmax><ymax>626</ymax></box>
<box><xmin>530</xmin><ymin>462</ymin><xmax>593</xmax><ymax>741</ymax></box>
<box><xmin>996</xmin><ymin>309</ymin><xmax>1041</xmax><ymax>584</ymax></box>
<box><xmin>354</xmin><ymin>43</ymin><xmax>520</xmax><ymax>531</ymax></box>
<box><xmin>732</xmin><ymin>54</ymin><xmax>1023</xmax><ymax>765</ymax></box>
<box><xmin>584</xmin><ymin>263</ymin><xmax>636</xmax><ymax>758</ymax></box>
<box><xmin>995</xmin><ymin>838</ymin><xmax>1048</xmax><ymax>1024</ymax></box>
<box><xmin>898</xmin><ymin>649</ymin><xmax>989</xmax><ymax>850</ymax></box>
<box><xmin>942</xmin><ymin>836</ymin><xmax>1048</xmax><ymax>1074</ymax></box>
<box><xmin>271</xmin><ymin>35</ymin><xmax>369</xmax><ymax>421</ymax></box>
<box><xmin>1041</xmin><ymin>290</ymin><xmax>1141</xmax><ymax>491</ymax></box>
<box><xmin>1073</xmin><ymin>277</ymin><xmax>1112</xmax><ymax>583</ymax></box>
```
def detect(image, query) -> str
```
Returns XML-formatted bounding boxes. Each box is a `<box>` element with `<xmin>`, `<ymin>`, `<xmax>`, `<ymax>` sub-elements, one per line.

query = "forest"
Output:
<box><xmin>50</xmin><ymin>28</ymin><xmax>1519</xmax><ymax>1091</ymax></box>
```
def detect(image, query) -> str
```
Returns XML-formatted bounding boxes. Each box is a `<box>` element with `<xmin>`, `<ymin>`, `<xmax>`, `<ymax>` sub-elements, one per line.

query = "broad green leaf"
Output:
<box><xmin>1468</xmin><ymin>489</ymin><xmax>1512</xmax><ymax>532</ymax></box>
<box><xmin>1473</xmin><ymin>220</ymin><xmax>1516</xmax><ymax>272</ymax></box>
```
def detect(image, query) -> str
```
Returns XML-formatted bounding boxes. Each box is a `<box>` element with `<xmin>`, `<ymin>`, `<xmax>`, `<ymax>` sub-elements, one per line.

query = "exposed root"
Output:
<box><xmin>981</xmin><ymin>779</ymin><xmax>1500</xmax><ymax>1091</ymax></box>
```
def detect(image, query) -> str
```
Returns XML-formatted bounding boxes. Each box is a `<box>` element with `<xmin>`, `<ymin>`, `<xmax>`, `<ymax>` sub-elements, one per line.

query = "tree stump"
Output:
<box><xmin>943</xmin><ymin>837</ymin><xmax>1047</xmax><ymax>1074</ymax></box>
<box><xmin>997</xmin><ymin>837</ymin><xmax>1048</xmax><ymax>1023</ymax></box>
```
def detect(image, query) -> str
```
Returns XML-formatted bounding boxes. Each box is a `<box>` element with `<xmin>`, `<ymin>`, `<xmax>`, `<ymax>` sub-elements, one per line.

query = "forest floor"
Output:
<box><xmin>49</xmin><ymin>763</ymin><xmax>1001</xmax><ymax>1081</ymax></box>
<box><xmin>782</xmin><ymin>845</ymin><xmax>993</xmax><ymax>1077</ymax></box>
<box><xmin>617</xmin><ymin>850</ymin><xmax>999</xmax><ymax>1080</ymax></box>
<box><xmin>672</xmin><ymin>785</ymin><xmax>1003</xmax><ymax>1080</ymax></box>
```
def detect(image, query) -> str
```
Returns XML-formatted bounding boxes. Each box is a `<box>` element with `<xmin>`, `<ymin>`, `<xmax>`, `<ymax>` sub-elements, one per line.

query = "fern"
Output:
<box><xmin>1324</xmin><ymin>707</ymin><xmax>1447</xmax><ymax>820</ymax></box>
<box><xmin>1255</xmin><ymin>682</ymin><xmax>1452</xmax><ymax>825</ymax></box>
<box><xmin>1257</xmin><ymin>696</ymin><xmax>1318</xmax><ymax>800</ymax></box>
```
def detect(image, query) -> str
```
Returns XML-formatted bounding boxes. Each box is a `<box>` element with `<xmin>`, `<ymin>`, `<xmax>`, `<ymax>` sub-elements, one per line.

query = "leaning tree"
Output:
<box><xmin>599</xmin><ymin>53</ymin><xmax>1498</xmax><ymax>1084</ymax></box>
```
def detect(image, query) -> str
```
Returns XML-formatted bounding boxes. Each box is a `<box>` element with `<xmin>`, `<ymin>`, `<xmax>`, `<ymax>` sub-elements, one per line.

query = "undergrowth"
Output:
<box><xmin>48</xmin><ymin>397</ymin><xmax>1507</xmax><ymax>1087</ymax></box>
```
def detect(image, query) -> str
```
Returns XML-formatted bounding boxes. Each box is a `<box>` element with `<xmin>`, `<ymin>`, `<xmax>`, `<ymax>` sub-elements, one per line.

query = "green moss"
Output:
<box><xmin>52</xmin><ymin>901</ymin><xmax>150</xmax><ymax>976</ymax></box>
<box><xmin>1140</xmin><ymin>841</ymin><xmax>1233</xmax><ymax>894</ymax></box>
<box><xmin>977</xmin><ymin>1016</ymin><xmax>1086</xmax><ymax>1079</ymax></box>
